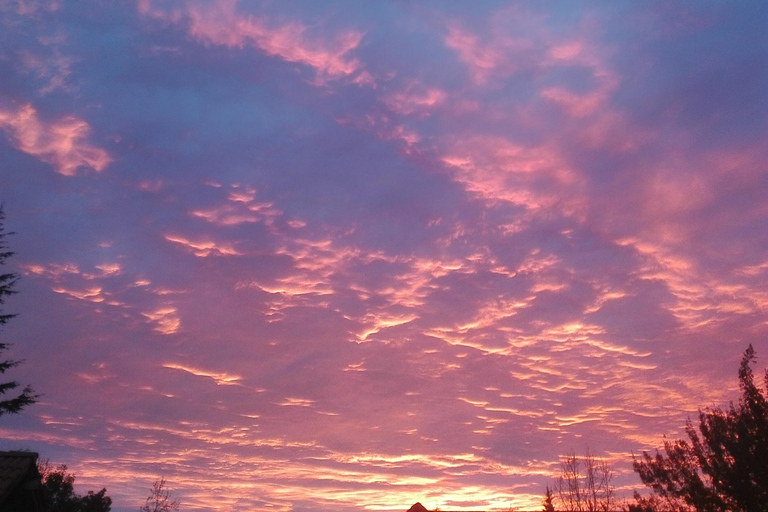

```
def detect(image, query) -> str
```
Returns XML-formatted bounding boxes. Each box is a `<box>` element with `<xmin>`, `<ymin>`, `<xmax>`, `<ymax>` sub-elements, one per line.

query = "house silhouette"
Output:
<box><xmin>0</xmin><ymin>451</ymin><xmax>45</xmax><ymax>512</ymax></box>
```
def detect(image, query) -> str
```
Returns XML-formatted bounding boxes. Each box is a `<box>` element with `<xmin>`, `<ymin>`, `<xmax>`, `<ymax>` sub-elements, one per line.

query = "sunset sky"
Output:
<box><xmin>1</xmin><ymin>1</ymin><xmax>767</xmax><ymax>511</ymax></box>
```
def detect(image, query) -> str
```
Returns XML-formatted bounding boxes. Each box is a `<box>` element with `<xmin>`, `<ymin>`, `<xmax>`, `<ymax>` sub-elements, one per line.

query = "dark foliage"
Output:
<box><xmin>78</xmin><ymin>490</ymin><xmax>112</xmax><ymax>512</ymax></box>
<box><xmin>633</xmin><ymin>344</ymin><xmax>768</xmax><ymax>512</ymax></box>
<box><xmin>38</xmin><ymin>462</ymin><xmax>112</xmax><ymax>512</ymax></box>
<box><xmin>626</xmin><ymin>491</ymin><xmax>683</xmax><ymax>512</ymax></box>
<box><xmin>0</xmin><ymin>206</ymin><xmax>37</xmax><ymax>416</ymax></box>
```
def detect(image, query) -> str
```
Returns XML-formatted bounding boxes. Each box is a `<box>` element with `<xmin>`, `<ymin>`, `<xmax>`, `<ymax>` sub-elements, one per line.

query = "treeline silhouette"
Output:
<box><xmin>628</xmin><ymin>344</ymin><xmax>768</xmax><ymax>512</ymax></box>
<box><xmin>34</xmin><ymin>464</ymin><xmax>178</xmax><ymax>512</ymax></box>
<box><xmin>410</xmin><ymin>344</ymin><xmax>767</xmax><ymax>512</ymax></box>
<box><xmin>523</xmin><ymin>344</ymin><xmax>765</xmax><ymax>512</ymax></box>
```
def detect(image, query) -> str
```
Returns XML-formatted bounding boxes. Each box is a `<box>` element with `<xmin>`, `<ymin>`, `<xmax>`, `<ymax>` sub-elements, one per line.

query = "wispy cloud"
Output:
<box><xmin>162</xmin><ymin>363</ymin><xmax>241</xmax><ymax>385</ymax></box>
<box><xmin>444</xmin><ymin>24</ymin><xmax>505</xmax><ymax>85</ymax></box>
<box><xmin>0</xmin><ymin>103</ymin><xmax>110</xmax><ymax>175</ymax></box>
<box><xmin>138</xmin><ymin>0</ymin><xmax>367</xmax><ymax>84</ymax></box>
<box><xmin>384</xmin><ymin>82</ymin><xmax>447</xmax><ymax>116</ymax></box>
<box><xmin>142</xmin><ymin>307</ymin><xmax>180</xmax><ymax>334</ymax></box>
<box><xmin>164</xmin><ymin>234</ymin><xmax>241</xmax><ymax>257</ymax></box>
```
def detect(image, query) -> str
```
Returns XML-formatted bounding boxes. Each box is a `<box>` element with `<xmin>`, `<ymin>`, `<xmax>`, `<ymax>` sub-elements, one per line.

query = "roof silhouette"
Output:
<box><xmin>0</xmin><ymin>451</ymin><xmax>44</xmax><ymax>511</ymax></box>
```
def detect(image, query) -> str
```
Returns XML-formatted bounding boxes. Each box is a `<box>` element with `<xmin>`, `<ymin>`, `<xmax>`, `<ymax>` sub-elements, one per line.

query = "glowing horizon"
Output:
<box><xmin>1</xmin><ymin>1</ymin><xmax>767</xmax><ymax>511</ymax></box>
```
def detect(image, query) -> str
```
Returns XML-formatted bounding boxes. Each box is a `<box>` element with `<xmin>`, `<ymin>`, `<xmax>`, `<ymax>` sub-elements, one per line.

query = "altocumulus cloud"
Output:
<box><xmin>0</xmin><ymin>1</ymin><xmax>767</xmax><ymax>511</ymax></box>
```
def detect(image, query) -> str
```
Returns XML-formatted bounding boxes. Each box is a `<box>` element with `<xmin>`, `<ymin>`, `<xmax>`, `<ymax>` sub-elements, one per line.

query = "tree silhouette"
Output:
<box><xmin>0</xmin><ymin>206</ymin><xmax>36</xmax><ymax>416</ymax></box>
<box><xmin>626</xmin><ymin>492</ymin><xmax>681</xmax><ymax>512</ymax></box>
<box><xmin>633</xmin><ymin>344</ymin><xmax>768</xmax><ymax>512</ymax></box>
<box><xmin>38</xmin><ymin>461</ymin><xmax>112</xmax><ymax>512</ymax></box>
<box><xmin>552</xmin><ymin>450</ymin><xmax>615</xmax><ymax>511</ymax></box>
<box><xmin>542</xmin><ymin>485</ymin><xmax>556</xmax><ymax>512</ymax></box>
<box><xmin>140</xmin><ymin>477</ymin><xmax>180</xmax><ymax>512</ymax></box>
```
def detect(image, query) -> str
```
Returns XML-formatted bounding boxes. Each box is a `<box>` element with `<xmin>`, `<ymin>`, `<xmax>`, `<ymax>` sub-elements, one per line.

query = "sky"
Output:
<box><xmin>0</xmin><ymin>1</ymin><xmax>767</xmax><ymax>511</ymax></box>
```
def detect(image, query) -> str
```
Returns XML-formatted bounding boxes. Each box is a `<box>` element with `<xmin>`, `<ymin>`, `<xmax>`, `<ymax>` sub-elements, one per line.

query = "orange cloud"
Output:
<box><xmin>162</xmin><ymin>363</ymin><xmax>241</xmax><ymax>385</ymax></box>
<box><xmin>23</xmin><ymin>262</ymin><xmax>80</xmax><ymax>278</ymax></box>
<box><xmin>0</xmin><ymin>103</ymin><xmax>110</xmax><ymax>175</ymax></box>
<box><xmin>94</xmin><ymin>263</ymin><xmax>122</xmax><ymax>276</ymax></box>
<box><xmin>279</xmin><ymin>397</ymin><xmax>315</xmax><ymax>407</ymax></box>
<box><xmin>52</xmin><ymin>286</ymin><xmax>104</xmax><ymax>303</ymax></box>
<box><xmin>142</xmin><ymin>307</ymin><xmax>181</xmax><ymax>334</ymax></box>
<box><xmin>356</xmin><ymin>312</ymin><xmax>419</xmax><ymax>342</ymax></box>
<box><xmin>164</xmin><ymin>234</ymin><xmax>241</xmax><ymax>257</ymax></box>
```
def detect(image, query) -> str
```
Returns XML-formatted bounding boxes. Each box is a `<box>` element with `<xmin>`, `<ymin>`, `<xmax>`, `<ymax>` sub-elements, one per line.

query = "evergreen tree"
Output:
<box><xmin>0</xmin><ymin>206</ymin><xmax>36</xmax><ymax>416</ymax></box>
<box><xmin>633</xmin><ymin>344</ymin><xmax>768</xmax><ymax>512</ymax></box>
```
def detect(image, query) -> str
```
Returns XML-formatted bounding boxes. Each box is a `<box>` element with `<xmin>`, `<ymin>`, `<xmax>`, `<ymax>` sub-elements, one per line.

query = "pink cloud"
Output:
<box><xmin>443</xmin><ymin>11</ymin><xmax>546</xmax><ymax>85</ymax></box>
<box><xmin>0</xmin><ymin>102</ymin><xmax>110</xmax><ymax>175</ymax></box>
<box><xmin>444</xmin><ymin>24</ymin><xmax>504</xmax><ymax>84</ymax></box>
<box><xmin>191</xmin><ymin>184</ymin><xmax>283</xmax><ymax>226</ymax></box>
<box><xmin>18</xmin><ymin>48</ymin><xmax>75</xmax><ymax>94</ymax></box>
<box><xmin>139</xmin><ymin>0</ymin><xmax>366</xmax><ymax>83</ymax></box>
<box><xmin>547</xmin><ymin>41</ymin><xmax>584</xmax><ymax>61</ymax></box>
<box><xmin>441</xmin><ymin>135</ymin><xmax>584</xmax><ymax>216</ymax></box>
<box><xmin>336</xmin><ymin>114</ymin><xmax>421</xmax><ymax>154</ymax></box>
<box><xmin>613</xmin><ymin>237</ymin><xmax>767</xmax><ymax>333</ymax></box>
<box><xmin>383</xmin><ymin>82</ymin><xmax>447</xmax><ymax>116</ymax></box>
<box><xmin>0</xmin><ymin>0</ymin><xmax>60</xmax><ymax>16</ymax></box>
<box><xmin>443</xmin><ymin>20</ymin><xmax>623</xmax><ymax>126</ymax></box>
<box><xmin>540</xmin><ymin>83</ymin><xmax>618</xmax><ymax>123</ymax></box>
<box><xmin>540</xmin><ymin>86</ymin><xmax>605</xmax><ymax>118</ymax></box>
